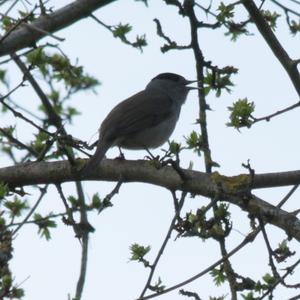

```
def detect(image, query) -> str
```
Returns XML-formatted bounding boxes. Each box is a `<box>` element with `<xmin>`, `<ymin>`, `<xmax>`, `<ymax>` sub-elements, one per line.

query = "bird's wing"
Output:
<box><xmin>100</xmin><ymin>90</ymin><xmax>174</xmax><ymax>141</ymax></box>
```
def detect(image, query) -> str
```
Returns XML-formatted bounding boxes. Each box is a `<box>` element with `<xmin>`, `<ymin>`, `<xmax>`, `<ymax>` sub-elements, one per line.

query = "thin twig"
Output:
<box><xmin>153</xmin><ymin>18</ymin><xmax>191</xmax><ymax>53</ymax></box>
<box><xmin>139</xmin><ymin>191</ymin><xmax>186</xmax><ymax>298</ymax></box>
<box><xmin>136</xmin><ymin>228</ymin><xmax>260</xmax><ymax>300</ymax></box>
<box><xmin>75</xmin><ymin>181</ymin><xmax>91</xmax><ymax>299</ymax></box>
<box><xmin>260</xmin><ymin>259</ymin><xmax>300</xmax><ymax>299</ymax></box>
<box><xmin>0</xmin><ymin>81</ymin><xmax>53</xmax><ymax>136</ymax></box>
<box><xmin>259</xmin><ymin>218</ymin><xmax>280</xmax><ymax>278</ymax></box>
<box><xmin>55</xmin><ymin>183</ymin><xmax>79</xmax><ymax>236</ymax></box>
<box><xmin>138</xmin><ymin>175</ymin><xmax>298</xmax><ymax>300</ymax></box>
<box><xmin>0</xmin><ymin>11</ymin><xmax>65</xmax><ymax>42</ymax></box>
<box><xmin>0</xmin><ymin>127</ymin><xmax>38</xmax><ymax>156</ymax></box>
<box><xmin>288</xmin><ymin>293</ymin><xmax>300</xmax><ymax>300</ymax></box>
<box><xmin>271</xmin><ymin>0</ymin><xmax>300</xmax><ymax>17</ymax></box>
<box><xmin>277</xmin><ymin>185</ymin><xmax>299</xmax><ymax>208</ymax></box>
<box><xmin>12</xmin><ymin>185</ymin><xmax>48</xmax><ymax>235</ymax></box>
<box><xmin>251</xmin><ymin>101</ymin><xmax>300</xmax><ymax>124</ymax></box>
<box><xmin>179</xmin><ymin>289</ymin><xmax>202</xmax><ymax>300</ymax></box>
<box><xmin>8</xmin><ymin>211</ymin><xmax>69</xmax><ymax>228</ymax></box>
<box><xmin>0</xmin><ymin>9</ymin><xmax>36</xmax><ymax>44</ymax></box>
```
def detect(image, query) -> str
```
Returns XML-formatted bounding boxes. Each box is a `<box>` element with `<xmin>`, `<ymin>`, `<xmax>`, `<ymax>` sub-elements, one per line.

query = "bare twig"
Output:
<box><xmin>251</xmin><ymin>101</ymin><xmax>300</xmax><ymax>124</ymax></box>
<box><xmin>153</xmin><ymin>18</ymin><xmax>191</xmax><ymax>53</ymax></box>
<box><xmin>55</xmin><ymin>183</ymin><xmax>79</xmax><ymax>236</ymax></box>
<box><xmin>179</xmin><ymin>289</ymin><xmax>202</xmax><ymax>300</ymax></box>
<box><xmin>139</xmin><ymin>191</ymin><xmax>186</xmax><ymax>298</ymax></box>
<box><xmin>74</xmin><ymin>181</ymin><xmax>93</xmax><ymax>299</ymax></box>
<box><xmin>260</xmin><ymin>259</ymin><xmax>300</xmax><ymax>299</ymax></box>
<box><xmin>259</xmin><ymin>218</ymin><xmax>280</xmax><ymax>278</ymax></box>
<box><xmin>11</xmin><ymin>53</ymin><xmax>64</xmax><ymax>128</ymax></box>
<box><xmin>0</xmin><ymin>81</ymin><xmax>53</xmax><ymax>136</ymax></box>
<box><xmin>100</xmin><ymin>178</ymin><xmax>123</xmax><ymax>212</ymax></box>
<box><xmin>12</xmin><ymin>185</ymin><xmax>48</xmax><ymax>235</ymax></box>
<box><xmin>277</xmin><ymin>184</ymin><xmax>299</xmax><ymax>208</ymax></box>
<box><xmin>0</xmin><ymin>127</ymin><xmax>38</xmax><ymax>156</ymax></box>
<box><xmin>271</xmin><ymin>0</ymin><xmax>300</xmax><ymax>17</ymax></box>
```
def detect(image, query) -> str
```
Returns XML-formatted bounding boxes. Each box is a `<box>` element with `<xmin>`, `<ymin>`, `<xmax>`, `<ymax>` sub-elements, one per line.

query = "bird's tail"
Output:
<box><xmin>81</xmin><ymin>142</ymin><xmax>110</xmax><ymax>176</ymax></box>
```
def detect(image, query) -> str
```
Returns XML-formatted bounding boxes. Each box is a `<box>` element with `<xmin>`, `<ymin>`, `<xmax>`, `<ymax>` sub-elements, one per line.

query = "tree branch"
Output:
<box><xmin>242</xmin><ymin>0</ymin><xmax>300</xmax><ymax>96</ymax></box>
<box><xmin>1</xmin><ymin>159</ymin><xmax>300</xmax><ymax>241</ymax></box>
<box><xmin>2</xmin><ymin>159</ymin><xmax>300</xmax><ymax>194</ymax></box>
<box><xmin>137</xmin><ymin>226</ymin><xmax>261</xmax><ymax>300</ymax></box>
<box><xmin>0</xmin><ymin>0</ymin><xmax>116</xmax><ymax>57</ymax></box>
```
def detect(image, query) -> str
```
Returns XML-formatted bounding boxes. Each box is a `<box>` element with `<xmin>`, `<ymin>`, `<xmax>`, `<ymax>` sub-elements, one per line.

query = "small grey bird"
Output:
<box><xmin>82</xmin><ymin>72</ymin><xmax>198</xmax><ymax>175</ymax></box>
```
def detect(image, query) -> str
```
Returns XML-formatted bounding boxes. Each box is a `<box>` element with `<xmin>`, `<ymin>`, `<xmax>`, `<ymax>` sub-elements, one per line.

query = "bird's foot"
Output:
<box><xmin>115</xmin><ymin>152</ymin><xmax>125</xmax><ymax>161</ymax></box>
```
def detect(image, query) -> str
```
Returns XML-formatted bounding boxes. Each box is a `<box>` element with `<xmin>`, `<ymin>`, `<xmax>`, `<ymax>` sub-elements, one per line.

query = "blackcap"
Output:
<box><xmin>82</xmin><ymin>72</ymin><xmax>199</xmax><ymax>175</ymax></box>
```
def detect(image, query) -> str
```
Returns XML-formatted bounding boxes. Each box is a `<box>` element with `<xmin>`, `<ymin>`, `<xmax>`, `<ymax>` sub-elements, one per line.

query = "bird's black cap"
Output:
<box><xmin>152</xmin><ymin>73</ymin><xmax>186</xmax><ymax>82</ymax></box>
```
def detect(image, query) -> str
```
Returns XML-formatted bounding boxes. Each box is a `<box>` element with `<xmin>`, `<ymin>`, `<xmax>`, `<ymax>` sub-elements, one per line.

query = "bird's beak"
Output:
<box><xmin>185</xmin><ymin>79</ymin><xmax>201</xmax><ymax>90</ymax></box>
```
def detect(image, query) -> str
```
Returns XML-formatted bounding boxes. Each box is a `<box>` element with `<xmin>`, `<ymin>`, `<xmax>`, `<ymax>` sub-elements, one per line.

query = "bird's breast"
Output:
<box><xmin>118</xmin><ymin>110</ymin><xmax>180</xmax><ymax>149</ymax></box>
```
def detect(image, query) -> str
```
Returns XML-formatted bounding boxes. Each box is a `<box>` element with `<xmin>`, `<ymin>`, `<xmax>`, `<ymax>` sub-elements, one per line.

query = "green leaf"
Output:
<box><xmin>31</xmin><ymin>131</ymin><xmax>49</xmax><ymax>153</ymax></box>
<box><xmin>26</xmin><ymin>48</ymin><xmax>48</xmax><ymax>75</ymax></box>
<box><xmin>210</xmin><ymin>266</ymin><xmax>226</xmax><ymax>286</ymax></box>
<box><xmin>290</xmin><ymin>20</ymin><xmax>300</xmax><ymax>35</ymax></box>
<box><xmin>2</xmin><ymin>274</ymin><xmax>12</xmax><ymax>289</ymax></box>
<box><xmin>0</xmin><ymin>69</ymin><xmax>8</xmax><ymax>87</ymax></box>
<box><xmin>217</xmin><ymin>2</ymin><xmax>234</xmax><ymax>23</ymax></box>
<box><xmin>67</xmin><ymin>195</ymin><xmax>79</xmax><ymax>209</ymax></box>
<box><xmin>133</xmin><ymin>34</ymin><xmax>147</xmax><ymax>51</ymax></box>
<box><xmin>225</xmin><ymin>22</ymin><xmax>249</xmax><ymax>41</ymax></box>
<box><xmin>34</xmin><ymin>213</ymin><xmax>57</xmax><ymax>240</ymax></box>
<box><xmin>1</xmin><ymin>16</ymin><xmax>14</xmax><ymax>31</ymax></box>
<box><xmin>261</xmin><ymin>10</ymin><xmax>280</xmax><ymax>30</ymax></box>
<box><xmin>11</xmin><ymin>287</ymin><xmax>25</xmax><ymax>299</ymax></box>
<box><xmin>185</xmin><ymin>131</ymin><xmax>203</xmax><ymax>155</ymax></box>
<box><xmin>129</xmin><ymin>243</ymin><xmax>151</xmax><ymax>261</ymax></box>
<box><xmin>241</xmin><ymin>292</ymin><xmax>257</xmax><ymax>300</ymax></box>
<box><xmin>204</xmin><ymin>69</ymin><xmax>235</xmax><ymax>96</ymax></box>
<box><xmin>91</xmin><ymin>193</ymin><xmax>101</xmax><ymax>209</ymax></box>
<box><xmin>168</xmin><ymin>141</ymin><xmax>180</xmax><ymax>154</ymax></box>
<box><xmin>262</xmin><ymin>273</ymin><xmax>276</xmax><ymax>285</ymax></box>
<box><xmin>151</xmin><ymin>277</ymin><xmax>165</xmax><ymax>293</ymax></box>
<box><xmin>0</xmin><ymin>126</ymin><xmax>15</xmax><ymax>137</ymax></box>
<box><xmin>0</xmin><ymin>182</ymin><xmax>9</xmax><ymax>199</ymax></box>
<box><xmin>227</xmin><ymin>98</ymin><xmax>255</xmax><ymax>129</ymax></box>
<box><xmin>4</xmin><ymin>197</ymin><xmax>29</xmax><ymax>217</ymax></box>
<box><xmin>113</xmin><ymin>23</ymin><xmax>132</xmax><ymax>38</ymax></box>
<box><xmin>214</xmin><ymin>203</ymin><xmax>230</xmax><ymax>218</ymax></box>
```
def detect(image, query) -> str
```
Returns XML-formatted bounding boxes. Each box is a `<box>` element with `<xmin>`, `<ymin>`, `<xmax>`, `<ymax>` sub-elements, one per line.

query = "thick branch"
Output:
<box><xmin>242</xmin><ymin>0</ymin><xmax>300</xmax><ymax>96</ymax></box>
<box><xmin>1</xmin><ymin>159</ymin><xmax>300</xmax><ymax>241</ymax></box>
<box><xmin>0</xmin><ymin>0</ymin><xmax>116</xmax><ymax>57</ymax></box>
<box><xmin>2</xmin><ymin>159</ymin><xmax>300</xmax><ymax>193</ymax></box>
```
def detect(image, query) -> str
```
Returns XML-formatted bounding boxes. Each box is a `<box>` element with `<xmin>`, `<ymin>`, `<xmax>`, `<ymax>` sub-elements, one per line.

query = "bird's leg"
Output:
<box><xmin>144</xmin><ymin>147</ymin><xmax>160</xmax><ymax>161</ymax></box>
<box><xmin>115</xmin><ymin>146</ymin><xmax>125</xmax><ymax>160</ymax></box>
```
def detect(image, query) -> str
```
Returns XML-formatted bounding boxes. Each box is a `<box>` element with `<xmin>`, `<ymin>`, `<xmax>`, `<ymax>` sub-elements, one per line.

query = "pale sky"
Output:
<box><xmin>1</xmin><ymin>1</ymin><xmax>300</xmax><ymax>299</ymax></box>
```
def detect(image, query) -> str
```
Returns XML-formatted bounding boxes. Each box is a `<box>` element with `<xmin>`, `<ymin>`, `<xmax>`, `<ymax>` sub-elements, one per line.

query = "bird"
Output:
<box><xmin>82</xmin><ymin>72</ymin><xmax>199</xmax><ymax>175</ymax></box>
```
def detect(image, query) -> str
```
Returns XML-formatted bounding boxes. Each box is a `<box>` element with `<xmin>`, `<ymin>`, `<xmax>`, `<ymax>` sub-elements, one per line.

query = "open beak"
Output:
<box><xmin>185</xmin><ymin>79</ymin><xmax>201</xmax><ymax>90</ymax></box>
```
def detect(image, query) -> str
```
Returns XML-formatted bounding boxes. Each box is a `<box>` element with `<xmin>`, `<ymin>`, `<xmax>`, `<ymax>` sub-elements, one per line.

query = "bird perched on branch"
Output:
<box><xmin>82</xmin><ymin>72</ymin><xmax>199</xmax><ymax>175</ymax></box>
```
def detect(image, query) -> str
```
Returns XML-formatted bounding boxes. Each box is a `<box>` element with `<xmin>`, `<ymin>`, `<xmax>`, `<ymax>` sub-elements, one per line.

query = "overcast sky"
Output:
<box><xmin>1</xmin><ymin>1</ymin><xmax>300</xmax><ymax>299</ymax></box>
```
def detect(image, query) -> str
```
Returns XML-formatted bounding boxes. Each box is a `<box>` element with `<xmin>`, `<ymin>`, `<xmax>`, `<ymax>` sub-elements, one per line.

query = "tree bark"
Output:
<box><xmin>0</xmin><ymin>0</ymin><xmax>116</xmax><ymax>57</ymax></box>
<box><xmin>1</xmin><ymin>159</ymin><xmax>300</xmax><ymax>241</ymax></box>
